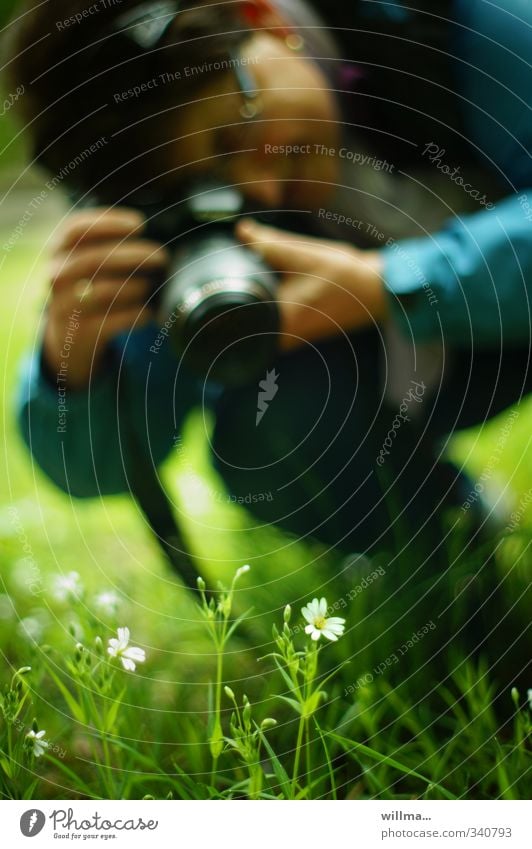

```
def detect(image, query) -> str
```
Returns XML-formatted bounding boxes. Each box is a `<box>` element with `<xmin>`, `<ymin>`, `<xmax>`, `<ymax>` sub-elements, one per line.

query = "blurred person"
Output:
<box><xmin>4</xmin><ymin>0</ymin><xmax>532</xmax><ymax>569</ymax></box>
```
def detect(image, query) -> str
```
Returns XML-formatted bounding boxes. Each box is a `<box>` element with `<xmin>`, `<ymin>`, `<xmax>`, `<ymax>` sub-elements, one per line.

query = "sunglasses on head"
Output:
<box><xmin>113</xmin><ymin>1</ymin><xmax>262</xmax><ymax>119</ymax></box>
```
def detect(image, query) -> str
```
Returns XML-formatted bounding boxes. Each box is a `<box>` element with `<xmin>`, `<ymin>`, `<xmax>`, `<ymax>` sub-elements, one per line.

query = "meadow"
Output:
<box><xmin>0</xmin><ymin>127</ymin><xmax>530</xmax><ymax>799</ymax></box>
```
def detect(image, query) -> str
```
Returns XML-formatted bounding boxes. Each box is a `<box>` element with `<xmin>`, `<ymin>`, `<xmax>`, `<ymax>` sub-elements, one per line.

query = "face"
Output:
<box><xmin>166</xmin><ymin>32</ymin><xmax>342</xmax><ymax>208</ymax></box>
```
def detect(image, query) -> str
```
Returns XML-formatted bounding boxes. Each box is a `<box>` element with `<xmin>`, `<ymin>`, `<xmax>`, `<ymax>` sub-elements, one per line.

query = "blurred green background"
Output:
<box><xmin>0</xmin><ymin>2</ymin><xmax>530</xmax><ymax>801</ymax></box>
<box><xmin>1</xmin><ymin>5</ymin><xmax>531</xmax><ymax>628</ymax></box>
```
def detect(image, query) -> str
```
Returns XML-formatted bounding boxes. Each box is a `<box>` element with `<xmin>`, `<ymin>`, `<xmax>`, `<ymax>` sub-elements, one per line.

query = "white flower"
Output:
<box><xmin>17</xmin><ymin>616</ymin><xmax>44</xmax><ymax>642</ymax></box>
<box><xmin>94</xmin><ymin>590</ymin><xmax>121</xmax><ymax>616</ymax></box>
<box><xmin>107</xmin><ymin>627</ymin><xmax>146</xmax><ymax>672</ymax></box>
<box><xmin>52</xmin><ymin>571</ymin><xmax>83</xmax><ymax>602</ymax></box>
<box><xmin>26</xmin><ymin>729</ymin><xmax>49</xmax><ymax>758</ymax></box>
<box><xmin>301</xmin><ymin>597</ymin><xmax>345</xmax><ymax>642</ymax></box>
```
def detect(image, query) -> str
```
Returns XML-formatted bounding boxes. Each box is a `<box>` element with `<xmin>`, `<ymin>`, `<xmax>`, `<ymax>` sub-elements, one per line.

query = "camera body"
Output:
<box><xmin>86</xmin><ymin>181</ymin><xmax>315</xmax><ymax>386</ymax></box>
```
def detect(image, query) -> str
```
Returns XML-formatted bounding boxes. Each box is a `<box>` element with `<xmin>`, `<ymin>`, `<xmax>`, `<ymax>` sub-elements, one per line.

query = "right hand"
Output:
<box><xmin>43</xmin><ymin>207</ymin><xmax>170</xmax><ymax>389</ymax></box>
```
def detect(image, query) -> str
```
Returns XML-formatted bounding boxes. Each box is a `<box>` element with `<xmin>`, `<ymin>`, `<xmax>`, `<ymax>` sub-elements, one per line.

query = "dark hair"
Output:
<box><xmin>3</xmin><ymin>1</ymin><xmax>255</xmax><ymax>201</ymax></box>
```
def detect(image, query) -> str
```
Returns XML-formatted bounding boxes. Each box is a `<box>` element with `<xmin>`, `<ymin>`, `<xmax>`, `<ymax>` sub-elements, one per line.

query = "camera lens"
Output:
<box><xmin>175</xmin><ymin>281</ymin><xmax>279</xmax><ymax>386</ymax></box>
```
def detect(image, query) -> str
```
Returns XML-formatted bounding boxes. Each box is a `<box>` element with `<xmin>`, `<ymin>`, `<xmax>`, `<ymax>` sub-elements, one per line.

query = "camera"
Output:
<box><xmin>137</xmin><ymin>180</ymin><xmax>301</xmax><ymax>387</ymax></box>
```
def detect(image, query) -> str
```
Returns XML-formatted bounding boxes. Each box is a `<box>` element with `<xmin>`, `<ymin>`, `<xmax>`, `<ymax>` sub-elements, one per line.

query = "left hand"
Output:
<box><xmin>236</xmin><ymin>218</ymin><xmax>388</xmax><ymax>351</ymax></box>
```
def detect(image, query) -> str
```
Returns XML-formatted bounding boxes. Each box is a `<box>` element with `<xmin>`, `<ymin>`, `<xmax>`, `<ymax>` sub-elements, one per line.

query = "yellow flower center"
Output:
<box><xmin>314</xmin><ymin>616</ymin><xmax>326</xmax><ymax>630</ymax></box>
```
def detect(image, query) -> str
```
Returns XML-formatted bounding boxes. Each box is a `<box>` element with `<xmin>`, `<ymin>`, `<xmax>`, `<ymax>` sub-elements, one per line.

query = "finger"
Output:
<box><xmin>75</xmin><ymin>278</ymin><xmax>153</xmax><ymax>312</ymax></box>
<box><xmin>235</xmin><ymin>218</ymin><xmax>317</xmax><ymax>272</ymax></box>
<box><xmin>51</xmin><ymin>278</ymin><xmax>153</xmax><ymax>315</ymax></box>
<box><xmin>51</xmin><ymin>241</ymin><xmax>169</xmax><ymax>288</ymax></box>
<box><xmin>53</xmin><ymin>208</ymin><xmax>146</xmax><ymax>251</ymax></box>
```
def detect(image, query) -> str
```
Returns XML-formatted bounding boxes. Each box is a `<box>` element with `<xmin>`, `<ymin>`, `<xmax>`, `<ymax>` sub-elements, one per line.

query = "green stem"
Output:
<box><xmin>291</xmin><ymin>713</ymin><xmax>307</xmax><ymax>794</ymax></box>
<box><xmin>84</xmin><ymin>683</ymin><xmax>115</xmax><ymax>798</ymax></box>
<box><xmin>210</xmin><ymin>619</ymin><xmax>228</xmax><ymax>786</ymax></box>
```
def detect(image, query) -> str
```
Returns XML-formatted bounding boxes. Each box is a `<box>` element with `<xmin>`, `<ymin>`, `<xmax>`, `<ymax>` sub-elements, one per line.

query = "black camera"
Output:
<box><xmin>139</xmin><ymin>181</ymin><xmax>297</xmax><ymax>387</ymax></box>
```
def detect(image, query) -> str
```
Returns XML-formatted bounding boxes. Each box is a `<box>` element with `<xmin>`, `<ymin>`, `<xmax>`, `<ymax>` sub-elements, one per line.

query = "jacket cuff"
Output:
<box><xmin>381</xmin><ymin>237</ymin><xmax>456</xmax><ymax>341</ymax></box>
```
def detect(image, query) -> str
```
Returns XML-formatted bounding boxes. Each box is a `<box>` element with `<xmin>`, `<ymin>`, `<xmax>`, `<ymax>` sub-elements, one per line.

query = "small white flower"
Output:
<box><xmin>52</xmin><ymin>571</ymin><xmax>84</xmax><ymax>602</ymax></box>
<box><xmin>107</xmin><ymin>627</ymin><xmax>146</xmax><ymax>672</ymax></box>
<box><xmin>26</xmin><ymin>729</ymin><xmax>49</xmax><ymax>758</ymax></box>
<box><xmin>93</xmin><ymin>590</ymin><xmax>121</xmax><ymax>616</ymax></box>
<box><xmin>301</xmin><ymin>597</ymin><xmax>345</xmax><ymax>642</ymax></box>
<box><xmin>17</xmin><ymin>616</ymin><xmax>44</xmax><ymax>642</ymax></box>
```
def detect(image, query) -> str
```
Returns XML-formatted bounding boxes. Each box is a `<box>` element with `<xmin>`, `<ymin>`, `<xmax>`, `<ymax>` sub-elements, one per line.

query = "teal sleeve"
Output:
<box><xmin>381</xmin><ymin>192</ymin><xmax>532</xmax><ymax>348</ymax></box>
<box><xmin>17</xmin><ymin>326</ymin><xmax>198</xmax><ymax>497</ymax></box>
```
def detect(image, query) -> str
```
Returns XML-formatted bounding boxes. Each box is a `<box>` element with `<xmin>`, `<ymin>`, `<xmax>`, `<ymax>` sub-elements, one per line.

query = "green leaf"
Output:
<box><xmin>327</xmin><ymin>732</ymin><xmax>457</xmax><ymax>800</ymax></box>
<box><xmin>314</xmin><ymin>718</ymin><xmax>337</xmax><ymax>800</ymax></box>
<box><xmin>0</xmin><ymin>756</ymin><xmax>12</xmax><ymax>778</ymax></box>
<box><xmin>45</xmin><ymin>756</ymin><xmax>99</xmax><ymax>799</ymax></box>
<box><xmin>104</xmin><ymin>688</ymin><xmax>125</xmax><ymax>733</ymax></box>
<box><xmin>271</xmin><ymin>657</ymin><xmax>299</xmax><ymax>696</ymax></box>
<box><xmin>45</xmin><ymin>668</ymin><xmax>86</xmax><ymax>724</ymax></box>
<box><xmin>22</xmin><ymin>779</ymin><xmax>39</xmax><ymax>800</ymax></box>
<box><xmin>209</xmin><ymin>719</ymin><xmax>224</xmax><ymax>759</ymax></box>
<box><xmin>225</xmin><ymin>608</ymin><xmax>254</xmax><ymax>641</ymax></box>
<box><xmin>258</xmin><ymin>730</ymin><xmax>292</xmax><ymax>799</ymax></box>
<box><xmin>275</xmin><ymin>695</ymin><xmax>302</xmax><ymax>715</ymax></box>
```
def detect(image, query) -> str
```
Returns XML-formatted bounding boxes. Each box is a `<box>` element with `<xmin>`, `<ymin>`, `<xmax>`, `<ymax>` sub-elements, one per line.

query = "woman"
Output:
<box><xmin>7</xmin><ymin>0</ymin><xmax>532</xmax><ymax>562</ymax></box>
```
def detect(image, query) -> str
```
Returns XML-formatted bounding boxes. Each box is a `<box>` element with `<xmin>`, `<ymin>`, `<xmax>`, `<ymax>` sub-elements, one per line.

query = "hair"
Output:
<box><xmin>3</xmin><ymin>1</ymin><xmax>258</xmax><ymax>201</ymax></box>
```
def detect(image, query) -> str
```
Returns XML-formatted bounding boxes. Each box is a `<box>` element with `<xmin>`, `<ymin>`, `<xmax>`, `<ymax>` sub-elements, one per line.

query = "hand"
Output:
<box><xmin>235</xmin><ymin>218</ymin><xmax>387</xmax><ymax>350</ymax></box>
<box><xmin>43</xmin><ymin>207</ymin><xmax>169</xmax><ymax>389</ymax></box>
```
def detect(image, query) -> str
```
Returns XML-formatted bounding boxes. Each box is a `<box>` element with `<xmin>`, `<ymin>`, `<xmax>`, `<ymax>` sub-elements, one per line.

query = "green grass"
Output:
<box><xmin>0</xmin><ymin>196</ymin><xmax>530</xmax><ymax>800</ymax></box>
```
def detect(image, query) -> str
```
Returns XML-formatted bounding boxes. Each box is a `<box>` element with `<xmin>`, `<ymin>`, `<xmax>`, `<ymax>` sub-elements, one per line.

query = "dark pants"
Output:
<box><xmin>212</xmin><ymin>328</ymin><xmax>531</xmax><ymax>554</ymax></box>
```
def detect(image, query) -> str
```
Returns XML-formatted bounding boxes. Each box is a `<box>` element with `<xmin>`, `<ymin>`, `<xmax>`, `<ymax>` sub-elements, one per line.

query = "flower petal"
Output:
<box><xmin>301</xmin><ymin>607</ymin><xmax>313</xmax><ymax>624</ymax></box>
<box><xmin>117</xmin><ymin>626</ymin><xmax>129</xmax><ymax>644</ymax></box>
<box><xmin>124</xmin><ymin>646</ymin><xmax>145</xmax><ymax>663</ymax></box>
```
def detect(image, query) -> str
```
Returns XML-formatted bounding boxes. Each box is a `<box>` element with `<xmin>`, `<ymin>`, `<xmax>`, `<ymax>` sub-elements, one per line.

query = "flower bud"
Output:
<box><xmin>235</xmin><ymin>564</ymin><xmax>250</xmax><ymax>580</ymax></box>
<box><xmin>283</xmin><ymin>604</ymin><xmax>291</xmax><ymax>624</ymax></box>
<box><xmin>224</xmin><ymin>686</ymin><xmax>235</xmax><ymax>702</ymax></box>
<box><xmin>260</xmin><ymin>718</ymin><xmax>277</xmax><ymax>731</ymax></box>
<box><xmin>209</xmin><ymin>720</ymin><xmax>224</xmax><ymax>759</ymax></box>
<box><xmin>197</xmin><ymin>576</ymin><xmax>206</xmax><ymax>592</ymax></box>
<box><xmin>511</xmin><ymin>687</ymin><xmax>520</xmax><ymax>707</ymax></box>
